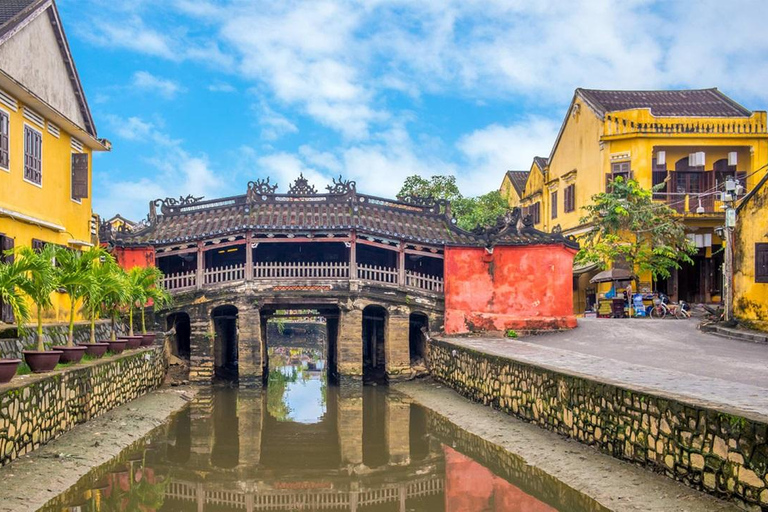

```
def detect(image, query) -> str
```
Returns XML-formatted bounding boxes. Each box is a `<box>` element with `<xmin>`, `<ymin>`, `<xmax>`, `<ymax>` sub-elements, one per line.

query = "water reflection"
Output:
<box><xmin>267</xmin><ymin>347</ymin><xmax>327</xmax><ymax>424</ymax></box>
<box><xmin>42</xmin><ymin>383</ymin><xmax>612</xmax><ymax>512</ymax></box>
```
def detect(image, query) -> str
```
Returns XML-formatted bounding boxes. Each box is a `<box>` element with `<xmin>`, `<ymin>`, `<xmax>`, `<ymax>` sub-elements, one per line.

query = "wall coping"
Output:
<box><xmin>432</xmin><ymin>337</ymin><xmax>768</xmax><ymax>425</ymax></box>
<box><xmin>0</xmin><ymin>347</ymin><xmax>161</xmax><ymax>394</ymax></box>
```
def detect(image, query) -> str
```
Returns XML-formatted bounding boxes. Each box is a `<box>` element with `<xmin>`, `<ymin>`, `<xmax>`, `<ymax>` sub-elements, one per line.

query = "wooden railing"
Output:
<box><xmin>356</xmin><ymin>263</ymin><xmax>398</xmax><ymax>285</ymax></box>
<box><xmin>405</xmin><ymin>270</ymin><xmax>445</xmax><ymax>292</ymax></box>
<box><xmin>162</xmin><ymin>261</ymin><xmax>444</xmax><ymax>294</ymax></box>
<box><xmin>162</xmin><ymin>270</ymin><xmax>196</xmax><ymax>291</ymax></box>
<box><xmin>254</xmin><ymin>261</ymin><xmax>349</xmax><ymax>279</ymax></box>
<box><xmin>204</xmin><ymin>264</ymin><xmax>246</xmax><ymax>285</ymax></box>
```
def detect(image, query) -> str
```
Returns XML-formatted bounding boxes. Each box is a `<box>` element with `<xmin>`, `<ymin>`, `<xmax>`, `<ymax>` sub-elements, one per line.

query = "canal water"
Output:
<box><xmin>39</xmin><ymin>347</ymin><xmax>610</xmax><ymax>512</ymax></box>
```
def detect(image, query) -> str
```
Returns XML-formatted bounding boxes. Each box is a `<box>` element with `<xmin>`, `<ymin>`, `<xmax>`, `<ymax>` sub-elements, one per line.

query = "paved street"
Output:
<box><xmin>440</xmin><ymin>318</ymin><xmax>768</xmax><ymax>421</ymax></box>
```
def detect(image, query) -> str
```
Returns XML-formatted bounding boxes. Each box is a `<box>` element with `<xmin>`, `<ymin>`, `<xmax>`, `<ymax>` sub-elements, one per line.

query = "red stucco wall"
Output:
<box><xmin>444</xmin><ymin>244</ymin><xmax>576</xmax><ymax>334</ymax></box>
<box><xmin>111</xmin><ymin>246</ymin><xmax>155</xmax><ymax>270</ymax></box>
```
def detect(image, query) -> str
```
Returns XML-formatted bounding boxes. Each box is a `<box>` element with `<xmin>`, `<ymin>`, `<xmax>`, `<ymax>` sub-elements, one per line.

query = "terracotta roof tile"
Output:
<box><xmin>577</xmin><ymin>88</ymin><xmax>751</xmax><ymax>118</ymax></box>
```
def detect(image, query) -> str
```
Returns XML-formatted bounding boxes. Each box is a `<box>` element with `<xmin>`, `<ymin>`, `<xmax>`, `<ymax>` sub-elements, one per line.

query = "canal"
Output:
<box><xmin>38</xmin><ymin>345</ymin><xmax>613</xmax><ymax>512</ymax></box>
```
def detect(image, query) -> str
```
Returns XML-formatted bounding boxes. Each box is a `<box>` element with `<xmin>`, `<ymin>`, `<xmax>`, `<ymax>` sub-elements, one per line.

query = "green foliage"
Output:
<box><xmin>575</xmin><ymin>177</ymin><xmax>697</xmax><ymax>281</ymax></box>
<box><xmin>0</xmin><ymin>253</ymin><xmax>33</xmax><ymax>336</ymax></box>
<box><xmin>54</xmin><ymin>246</ymin><xmax>106</xmax><ymax>347</ymax></box>
<box><xmin>505</xmin><ymin>329</ymin><xmax>518</xmax><ymax>338</ymax></box>
<box><xmin>16</xmin><ymin>245</ymin><xmax>59</xmax><ymax>351</ymax></box>
<box><xmin>397</xmin><ymin>175</ymin><xmax>510</xmax><ymax>231</ymax></box>
<box><xmin>127</xmin><ymin>266</ymin><xmax>171</xmax><ymax>335</ymax></box>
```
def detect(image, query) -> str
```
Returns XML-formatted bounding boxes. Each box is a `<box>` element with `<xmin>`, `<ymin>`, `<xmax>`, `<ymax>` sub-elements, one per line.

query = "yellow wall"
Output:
<box><xmin>0</xmin><ymin>99</ymin><xmax>95</xmax><ymax>322</ymax></box>
<box><xmin>734</xmin><ymin>178</ymin><xmax>768</xmax><ymax>330</ymax></box>
<box><xmin>520</xmin><ymin>161</ymin><xmax>546</xmax><ymax>228</ymax></box>
<box><xmin>500</xmin><ymin>174</ymin><xmax>521</xmax><ymax>208</ymax></box>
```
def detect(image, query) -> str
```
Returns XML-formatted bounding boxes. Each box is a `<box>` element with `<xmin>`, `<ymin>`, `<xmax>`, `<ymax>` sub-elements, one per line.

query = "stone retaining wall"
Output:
<box><xmin>0</xmin><ymin>321</ymin><xmax>125</xmax><ymax>359</ymax></box>
<box><xmin>0</xmin><ymin>347</ymin><xmax>166</xmax><ymax>466</ymax></box>
<box><xmin>429</xmin><ymin>339</ymin><xmax>768</xmax><ymax>511</ymax></box>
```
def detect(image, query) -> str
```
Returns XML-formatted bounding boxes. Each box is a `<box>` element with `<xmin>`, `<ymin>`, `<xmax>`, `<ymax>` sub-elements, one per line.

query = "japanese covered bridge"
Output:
<box><xmin>105</xmin><ymin>175</ymin><xmax>578</xmax><ymax>385</ymax></box>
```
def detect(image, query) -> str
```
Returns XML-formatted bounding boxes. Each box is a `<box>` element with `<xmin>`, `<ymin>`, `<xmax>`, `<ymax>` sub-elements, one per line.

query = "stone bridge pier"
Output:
<box><xmin>165</xmin><ymin>289</ymin><xmax>442</xmax><ymax>387</ymax></box>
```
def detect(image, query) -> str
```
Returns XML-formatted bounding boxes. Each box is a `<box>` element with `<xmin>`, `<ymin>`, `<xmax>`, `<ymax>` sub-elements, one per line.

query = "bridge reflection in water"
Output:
<box><xmin>41</xmin><ymin>350</ymin><xmax>611</xmax><ymax>512</ymax></box>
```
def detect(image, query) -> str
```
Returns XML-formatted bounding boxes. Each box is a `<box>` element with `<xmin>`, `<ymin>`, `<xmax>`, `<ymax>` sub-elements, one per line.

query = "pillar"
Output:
<box><xmin>337</xmin><ymin>386</ymin><xmax>363</xmax><ymax>467</ymax></box>
<box><xmin>385</xmin><ymin>308</ymin><xmax>411</xmax><ymax>379</ymax></box>
<box><xmin>237</xmin><ymin>389</ymin><xmax>263</xmax><ymax>467</ymax></box>
<box><xmin>386</xmin><ymin>397</ymin><xmax>411</xmax><ymax>465</ymax></box>
<box><xmin>238</xmin><ymin>308</ymin><xmax>263</xmax><ymax>388</ymax></box>
<box><xmin>196</xmin><ymin>241</ymin><xmax>204</xmax><ymax>289</ymax></box>
<box><xmin>245</xmin><ymin>232</ymin><xmax>253</xmax><ymax>281</ymax></box>
<box><xmin>336</xmin><ymin>308</ymin><xmax>363</xmax><ymax>378</ymax></box>
<box><xmin>189</xmin><ymin>307</ymin><xmax>214</xmax><ymax>384</ymax></box>
<box><xmin>189</xmin><ymin>391</ymin><xmax>214</xmax><ymax>468</ymax></box>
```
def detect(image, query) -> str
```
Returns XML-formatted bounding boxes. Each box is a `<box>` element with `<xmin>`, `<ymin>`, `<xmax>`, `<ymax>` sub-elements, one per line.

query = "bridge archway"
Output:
<box><xmin>212</xmin><ymin>305</ymin><xmax>239</xmax><ymax>381</ymax></box>
<box><xmin>362</xmin><ymin>305</ymin><xmax>387</xmax><ymax>380</ymax></box>
<box><xmin>166</xmin><ymin>312</ymin><xmax>191</xmax><ymax>359</ymax></box>
<box><xmin>409</xmin><ymin>312</ymin><xmax>429</xmax><ymax>365</ymax></box>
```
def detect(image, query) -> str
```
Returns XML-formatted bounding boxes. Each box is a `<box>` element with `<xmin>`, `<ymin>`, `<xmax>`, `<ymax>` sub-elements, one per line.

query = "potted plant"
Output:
<box><xmin>92</xmin><ymin>257</ymin><xmax>128</xmax><ymax>354</ymax></box>
<box><xmin>130</xmin><ymin>266</ymin><xmax>170</xmax><ymax>347</ymax></box>
<box><xmin>0</xmin><ymin>254</ymin><xmax>30</xmax><ymax>383</ymax></box>
<box><xmin>17</xmin><ymin>245</ymin><xmax>63</xmax><ymax>372</ymax></box>
<box><xmin>50</xmin><ymin>246</ymin><xmax>103</xmax><ymax>363</ymax></box>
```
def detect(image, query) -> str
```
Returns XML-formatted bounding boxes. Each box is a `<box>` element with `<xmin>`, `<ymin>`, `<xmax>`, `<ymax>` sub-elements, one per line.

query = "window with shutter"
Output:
<box><xmin>533</xmin><ymin>202</ymin><xmax>541</xmax><ymax>224</ymax></box>
<box><xmin>551</xmin><ymin>191</ymin><xmax>558</xmax><ymax>219</ymax></box>
<box><xmin>564</xmin><ymin>184</ymin><xmax>576</xmax><ymax>212</ymax></box>
<box><xmin>71</xmin><ymin>153</ymin><xmax>89</xmax><ymax>200</ymax></box>
<box><xmin>31</xmin><ymin>238</ymin><xmax>46</xmax><ymax>253</ymax></box>
<box><xmin>757</xmin><ymin>243</ymin><xmax>768</xmax><ymax>284</ymax></box>
<box><xmin>23</xmin><ymin>125</ymin><xmax>42</xmax><ymax>185</ymax></box>
<box><xmin>0</xmin><ymin>111</ymin><xmax>8</xmax><ymax>170</ymax></box>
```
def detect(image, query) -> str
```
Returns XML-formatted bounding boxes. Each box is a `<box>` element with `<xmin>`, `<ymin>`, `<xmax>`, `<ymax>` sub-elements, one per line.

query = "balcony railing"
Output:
<box><xmin>162</xmin><ymin>261</ymin><xmax>444</xmax><ymax>294</ymax></box>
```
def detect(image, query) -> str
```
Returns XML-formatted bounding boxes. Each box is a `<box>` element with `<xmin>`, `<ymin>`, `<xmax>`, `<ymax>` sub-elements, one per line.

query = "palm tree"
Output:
<box><xmin>129</xmin><ymin>266</ymin><xmax>171</xmax><ymax>335</ymax></box>
<box><xmin>0</xmin><ymin>255</ymin><xmax>33</xmax><ymax>337</ymax></box>
<box><xmin>85</xmin><ymin>256</ymin><xmax>129</xmax><ymax>342</ymax></box>
<box><xmin>55</xmin><ymin>246</ymin><xmax>107</xmax><ymax>347</ymax></box>
<box><xmin>16</xmin><ymin>245</ymin><xmax>59</xmax><ymax>351</ymax></box>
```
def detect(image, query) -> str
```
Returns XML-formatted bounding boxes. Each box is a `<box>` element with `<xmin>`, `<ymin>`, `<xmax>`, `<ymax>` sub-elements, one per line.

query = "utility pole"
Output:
<box><xmin>722</xmin><ymin>177</ymin><xmax>740</xmax><ymax>323</ymax></box>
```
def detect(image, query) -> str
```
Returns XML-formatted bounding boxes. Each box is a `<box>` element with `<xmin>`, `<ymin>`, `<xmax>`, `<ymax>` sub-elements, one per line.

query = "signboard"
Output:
<box><xmin>71</xmin><ymin>153</ymin><xmax>89</xmax><ymax>199</ymax></box>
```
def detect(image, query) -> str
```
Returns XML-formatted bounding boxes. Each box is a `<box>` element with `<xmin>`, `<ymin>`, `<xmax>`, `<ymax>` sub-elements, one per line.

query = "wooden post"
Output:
<box><xmin>196</xmin><ymin>241</ymin><xmax>204</xmax><ymax>290</ymax></box>
<box><xmin>350</xmin><ymin>232</ymin><xmax>357</xmax><ymax>280</ymax></box>
<box><xmin>398</xmin><ymin>241</ymin><xmax>405</xmax><ymax>287</ymax></box>
<box><xmin>245</xmin><ymin>232</ymin><xmax>253</xmax><ymax>281</ymax></box>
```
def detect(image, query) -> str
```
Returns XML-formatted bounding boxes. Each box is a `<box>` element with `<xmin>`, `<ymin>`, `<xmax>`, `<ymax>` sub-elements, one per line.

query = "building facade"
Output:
<box><xmin>734</xmin><ymin>172</ymin><xmax>768</xmax><ymax>331</ymax></box>
<box><xmin>501</xmin><ymin>89</ymin><xmax>768</xmax><ymax>313</ymax></box>
<box><xmin>0</xmin><ymin>0</ymin><xmax>109</xmax><ymax>323</ymax></box>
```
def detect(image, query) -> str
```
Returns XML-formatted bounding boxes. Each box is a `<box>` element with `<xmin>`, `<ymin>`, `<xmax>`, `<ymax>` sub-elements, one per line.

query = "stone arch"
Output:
<box><xmin>166</xmin><ymin>311</ymin><xmax>191</xmax><ymax>359</ymax></box>
<box><xmin>212</xmin><ymin>305</ymin><xmax>239</xmax><ymax>381</ymax></box>
<box><xmin>362</xmin><ymin>304</ymin><xmax>387</xmax><ymax>380</ymax></box>
<box><xmin>408</xmin><ymin>311</ymin><xmax>429</xmax><ymax>364</ymax></box>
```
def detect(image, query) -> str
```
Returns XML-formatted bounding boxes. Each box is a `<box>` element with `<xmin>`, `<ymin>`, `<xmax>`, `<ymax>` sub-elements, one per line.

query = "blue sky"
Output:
<box><xmin>57</xmin><ymin>0</ymin><xmax>768</xmax><ymax>221</ymax></box>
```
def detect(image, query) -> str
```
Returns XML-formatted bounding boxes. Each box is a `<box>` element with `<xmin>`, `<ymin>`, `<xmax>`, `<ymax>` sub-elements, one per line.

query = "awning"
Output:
<box><xmin>590</xmin><ymin>268</ymin><xmax>635</xmax><ymax>283</ymax></box>
<box><xmin>573</xmin><ymin>262</ymin><xmax>599</xmax><ymax>275</ymax></box>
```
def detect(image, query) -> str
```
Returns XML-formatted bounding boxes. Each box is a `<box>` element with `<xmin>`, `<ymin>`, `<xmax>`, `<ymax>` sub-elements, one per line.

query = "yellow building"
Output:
<box><xmin>105</xmin><ymin>215</ymin><xmax>137</xmax><ymax>233</ymax></box>
<box><xmin>0</xmin><ymin>0</ymin><xmax>110</xmax><ymax>323</ymax></box>
<box><xmin>515</xmin><ymin>157</ymin><xmax>548</xmax><ymax>228</ymax></box>
<box><xmin>499</xmin><ymin>169</ymin><xmax>529</xmax><ymax>208</ymax></box>
<box><xmin>734</xmin><ymin>172</ymin><xmax>768</xmax><ymax>331</ymax></box>
<box><xmin>503</xmin><ymin>88</ymin><xmax>768</xmax><ymax>313</ymax></box>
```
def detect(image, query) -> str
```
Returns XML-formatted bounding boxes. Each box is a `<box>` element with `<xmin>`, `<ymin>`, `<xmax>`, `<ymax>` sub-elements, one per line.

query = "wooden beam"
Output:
<box><xmin>201</xmin><ymin>239</ymin><xmax>247</xmax><ymax>252</ymax></box>
<box><xmin>398</xmin><ymin>241</ymin><xmax>405</xmax><ymax>287</ymax></box>
<box><xmin>404</xmin><ymin>248</ymin><xmax>444</xmax><ymax>260</ymax></box>
<box><xmin>251</xmin><ymin>236</ymin><xmax>352</xmax><ymax>244</ymax></box>
<box><xmin>196</xmin><ymin>241</ymin><xmax>204</xmax><ymax>290</ymax></box>
<box><xmin>245</xmin><ymin>232</ymin><xmax>253</xmax><ymax>281</ymax></box>
<box><xmin>356</xmin><ymin>238</ymin><xmax>400</xmax><ymax>252</ymax></box>
<box><xmin>350</xmin><ymin>232</ymin><xmax>357</xmax><ymax>279</ymax></box>
<box><xmin>155</xmin><ymin>246</ymin><xmax>198</xmax><ymax>258</ymax></box>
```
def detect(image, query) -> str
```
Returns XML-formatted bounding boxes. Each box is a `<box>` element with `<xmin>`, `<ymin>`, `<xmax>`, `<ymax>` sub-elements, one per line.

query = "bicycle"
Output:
<box><xmin>649</xmin><ymin>297</ymin><xmax>667</xmax><ymax>319</ymax></box>
<box><xmin>666</xmin><ymin>300</ymin><xmax>691</xmax><ymax>319</ymax></box>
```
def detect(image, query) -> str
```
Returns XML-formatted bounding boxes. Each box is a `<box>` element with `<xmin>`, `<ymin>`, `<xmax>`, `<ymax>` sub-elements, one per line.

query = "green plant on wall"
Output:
<box><xmin>505</xmin><ymin>329</ymin><xmax>518</xmax><ymax>338</ymax></box>
<box><xmin>16</xmin><ymin>245</ymin><xmax>58</xmax><ymax>351</ymax></box>
<box><xmin>0</xmin><ymin>251</ymin><xmax>33</xmax><ymax>338</ymax></box>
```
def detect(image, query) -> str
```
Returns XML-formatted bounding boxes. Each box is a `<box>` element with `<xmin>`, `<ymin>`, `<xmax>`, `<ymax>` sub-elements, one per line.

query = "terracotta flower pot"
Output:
<box><xmin>23</xmin><ymin>350</ymin><xmax>63</xmax><ymax>373</ymax></box>
<box><xmin>0</xmin><ymin>359</ymin><xmax>21</xmax><ymax>383</ymax></box>
<box><xmin>51</xmin><ymin>346</ymin><xmax>87</xmax><ymax>364</ymax></box>
<box><xmin>78</xmin><ymin>343</ymin><xmax>109</xmax><ymax>358</ymax></box>
<box><xmin>105</xmin><ymin>340</ymin><xmax>127</xmax><ymax>354</ymax></box>
<box><xmin>140</xmin><ymin>333</ymin><xmax>156</xmax><ymax>346</ymax></box>
<box><xmin>118</xmin><ymin>336</ymin><xmax>143</xmax><ymax>349</ymax></box>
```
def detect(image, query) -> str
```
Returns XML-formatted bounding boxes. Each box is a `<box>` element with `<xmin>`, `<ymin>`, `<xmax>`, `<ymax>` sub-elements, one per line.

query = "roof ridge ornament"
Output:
<box><xmin>470</xmin><ymin>208</ymin><xmax>524</xmax><ymax>249</ymax></box>
<box><xmin>247</xmin><ymin>177</ymin><xmax>278</xmax><ymax>202</ymax></box>
<box><xmin>326</xmin><ymin>175</ymin><xmax>356</xmax><ymax>195</ymax></box>
<box><xmin>287</xmin><ymin>173</ymin><xmax>318</xmax><ymax>195</ymax></box>
<box><xmin>151</xmin><ymin>194</ymin><xmax>204</xmax><ymax>216</ymax></box>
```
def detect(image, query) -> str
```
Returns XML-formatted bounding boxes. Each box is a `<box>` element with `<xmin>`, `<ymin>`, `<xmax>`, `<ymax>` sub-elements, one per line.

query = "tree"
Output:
<box><xmin>127</xmin><ymin>266</ymin><xmax>170</xmax><ymax>335</ymax></box>
<box><xmin>16</xmin><ymin>245</ymin><xmax>59</xmax><ymax>351</ymax></box>
<box><xmin>55</xmin><ymin>246</ymin><xmax>106</xmax><ymax>347</ymax></box>
<box><xmin>397</xmin><ymin>175</ymin><xmax>510</xmax><ymax>231</ymax></box>
<box><xmin>0</xmin><ymin>255</ymin><xmax>33</xmax><ymax>337</ymax></box>
<box><xmin>86</xmin><ymin>257</ymin><xmax>129</xmax><ymax>341</ymax></box>
<box><xmin>576</xmin><ymin>177</ymin><xmax>697</xmax><ymax>281</ymax></box>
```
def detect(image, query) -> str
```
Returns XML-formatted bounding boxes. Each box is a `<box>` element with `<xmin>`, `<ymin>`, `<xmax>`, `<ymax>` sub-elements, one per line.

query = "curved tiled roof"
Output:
<box><xmin>505</xmin><ymin>170</ymin><xmax>529</xmax><ymax>197</ymax></box>
<box><xmin>111</xmin><ymin>179</ymin><xmax>576</xmax><ymax>249</ymax></box>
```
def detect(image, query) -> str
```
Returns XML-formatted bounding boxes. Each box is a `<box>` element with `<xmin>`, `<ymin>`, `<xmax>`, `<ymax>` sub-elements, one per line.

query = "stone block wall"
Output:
<box><xmin>0</xmin><ymin>347</ymin><xmax>166</xmax><ymax>466</ymax></box>
<box><xmin>0</xmin><ymin>321</ymin><xmax>124</xmax><ymax>359</ymax></box>
<box><xmin>429</xmin><ymin>339</ymin><xmax>768</xmax><ymax>510</ymax></box>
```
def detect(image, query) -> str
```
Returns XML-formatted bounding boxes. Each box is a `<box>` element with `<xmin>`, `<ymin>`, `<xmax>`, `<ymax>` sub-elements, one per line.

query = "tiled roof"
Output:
<box><xmin>533</xmin><ymin>156</ymin><xmax>548</xmax><ymax>171</ymax></box>
<box><xmin>114</xmin><ymin>187</ymin><xmax>575</xmax><ymax>249</ymax></box>
<box><xmin>505</xmin><ymin>171</ymin><xmax>529</xmax><ymax>197</ymax></box>
<box><xmin>577</xmin><ymin>88</ymin><xmax>752</xmax><ymax>118</ymax></box>
<box><xmin>0</xmin><ymin>0</ymin><xmax>39</xmax><ymax>33</ymax></box>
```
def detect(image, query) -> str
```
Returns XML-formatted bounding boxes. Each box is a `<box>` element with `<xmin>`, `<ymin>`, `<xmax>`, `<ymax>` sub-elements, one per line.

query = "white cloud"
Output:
<box><xmin>256</xmin><ymin>103</ymin><xmax>299</xmax><ymax>141</ymax></box>
<box><xmin>208</xmin><ymin>81</ymin><xmax>236</xmax><ymax>93</ymax></box>
<box><xmin>132</xmin><ymin>71</ymin><xmax>184</xmax><ymax>99</ymax></box>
